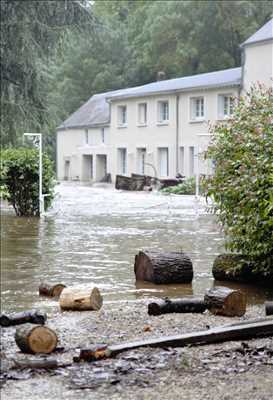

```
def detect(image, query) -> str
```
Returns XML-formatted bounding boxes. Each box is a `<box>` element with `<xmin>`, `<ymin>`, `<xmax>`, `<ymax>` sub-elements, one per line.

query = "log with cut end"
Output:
<box><xmin>204</xmin><ymin>286</ymin><xmax>246</xmax><ymax>317</ymax></box>
<box><xmin>59</xmin><ymin>287</ymin><xmax>103</xmax><ymax>311</ymax></box>
<box><xmin>0</xmin><ymin>310</ymin><xmax>47</xmax><ymax>327</ymax></box>
<box><xmin>134</xmin><ymin>251</ymin><xmax>193</xmax><ymax>284</ymax></box>
<box><xmin>148</xmin><ymin>297</ymin><xmax>207</xmax><ymax>316</ymax></box>
<box><xmin>265</xmin><ymin>301</ymin><xmax>273</xmax><ymax>316</ymax></box>
<box><xmin>15</xmin><ymin>324</ymin><xmax>58</xmax><ymax>354</ymax></box>
<box><xmin>39</xmin><ymin>282</ymin><xmax>66</xmax><ymax>297</ymax></box>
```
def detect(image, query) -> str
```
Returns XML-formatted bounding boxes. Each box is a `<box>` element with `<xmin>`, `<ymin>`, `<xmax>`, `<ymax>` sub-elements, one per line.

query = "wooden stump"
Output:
<box><xmin>59</xmin><ymin>287</ymin><xmax>103</xmax><ymax>311</ymax></box>
<box><xmin>134</xmin><ymin>251</ymin><xmax>193</xmax><ymax>284</ymax></box>
<box><xmin>15</xmin><ymin>324</ymin><xmax>58</xmax><ymax>354</ymax></box>
<box><xmin>39</xmin><ymin>282</ymin><xmax>66</xmax><ymax>298</ymax></box>
<box><xmin>0</xmin><ymin>310</ymin><xmax>47</xmax><ymax>327</ymax></box>
<box><xmin>265</xmin><ymin>302</ymin><xmax>273</xmax><ymax>316</ymax></box>
<box><xmin>204</xmin><ymin>286</ymin><xmax>246</xmax><ymax>317</ymax></box>
<box><xmin>148</xmin><ymin>297</ymin><xmax>207</xmax><ymax>316</ymax></box>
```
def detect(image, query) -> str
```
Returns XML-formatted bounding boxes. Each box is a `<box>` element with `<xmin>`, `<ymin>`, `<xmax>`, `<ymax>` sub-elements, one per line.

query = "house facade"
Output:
<box><xmin>56</xmin><ymin>19</ymin><xmax>273</xmax><ymax>183</ymax></box>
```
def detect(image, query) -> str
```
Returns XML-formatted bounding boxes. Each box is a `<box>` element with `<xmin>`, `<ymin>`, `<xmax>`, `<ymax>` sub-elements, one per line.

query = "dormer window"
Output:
<box><xmin>117</xmin><ymin>105</ymin><xmax>127</xmax><ymax>126</ymax></box>
<box><xmin>218</xmin><ymin>94</ymin><xmax>234</xmax><ymax>118</ymax></box>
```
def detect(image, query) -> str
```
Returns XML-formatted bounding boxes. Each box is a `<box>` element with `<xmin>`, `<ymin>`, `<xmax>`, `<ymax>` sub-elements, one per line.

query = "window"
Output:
<box><xmin>137</xmin><ymin>148</ymin><xmax>146</xmax><ymax>174</ymax></box>
<box><xmin>158</xmin><ymin>101</ymin><xmax>169</xmax><ymax>123</ymax></box>
<box><xmin>218</xmin><ymin>95</ymin><xmax>234</xmax><ymax>118</ymax></box>
<box><xmin>158</xmin><ymin>147</ymin><xmax>169</xmax><ymax>177</ymax></box>
<box><xmin>138</xmin><ymin>103</ymin><xmax>147</xmax><ymax>125</ymax></box>
<box><xmin>118</xmin><ymin>148</ymin><xmax>127</xmax><ymax>174</ymax></box>
<box><xmin>117</xmin><ymin>105</ymin><xmax>127</xmax><ymax>126</ymax></box>
<box><xmin>85</xmin><ymin>129</ymin><xmax>89</xmax><ymax>144</ymax></box>
<box><xmin>189</xmin><ymin>146</ymin><xmax>195</xmax><ymax>176</ymax></box>
<box><xmin>190</xmin><ymin>97</ymin><xmax>204</xmax><ymax>121</ymax></box>
<box><xmin>179</xmin><ymin>147</ymin><xmax>185</xmax><ymax>174</ymax></box>
<box><xmin>101</xmin><ymin>128</ymin><xmax>105</xmax><ymax>143</ymax></box>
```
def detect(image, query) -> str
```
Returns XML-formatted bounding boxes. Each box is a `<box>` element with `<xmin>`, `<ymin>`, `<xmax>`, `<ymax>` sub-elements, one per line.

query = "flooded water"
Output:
<box><xmin>1</xmin><ymin>183</ymin><xmax>272</xmax><ymax>313</ymax></box>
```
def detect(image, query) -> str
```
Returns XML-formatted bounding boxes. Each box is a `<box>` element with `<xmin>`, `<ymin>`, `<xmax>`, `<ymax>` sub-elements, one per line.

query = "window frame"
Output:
<box><xmin>157</xmin><ymin>100</ymin><xmax>169</xmax><ymax>124</ymax></box>
<box><xmin>190</xmin><ymin>96</ymin><xmax>205</xmax><ymax>122</ymax></box>
<box><xmin>218</xmin><ymin>94</ymin><xmax>234</xmax><ymax>119</ymax></box>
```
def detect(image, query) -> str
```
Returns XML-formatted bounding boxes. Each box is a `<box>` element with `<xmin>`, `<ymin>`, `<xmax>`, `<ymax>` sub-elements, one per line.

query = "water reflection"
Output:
<box><xmin>1</xmin><ymin>183</ymin><xmax>273</xmax><ymax>313</ymax></box>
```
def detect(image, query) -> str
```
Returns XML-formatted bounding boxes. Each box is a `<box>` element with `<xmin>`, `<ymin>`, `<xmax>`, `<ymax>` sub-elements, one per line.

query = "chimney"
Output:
<box><xmin>157</xmin><ymin>71</ymin><xmax>166</xmax><ymax>81</ymax></box>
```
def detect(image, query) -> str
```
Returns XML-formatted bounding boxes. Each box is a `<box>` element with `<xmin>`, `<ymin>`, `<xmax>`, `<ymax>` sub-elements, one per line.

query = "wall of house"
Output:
<box><xmin>243</xmin><ymin>40</ymin><xmax>273</xmax><ymax>92</ymax></box>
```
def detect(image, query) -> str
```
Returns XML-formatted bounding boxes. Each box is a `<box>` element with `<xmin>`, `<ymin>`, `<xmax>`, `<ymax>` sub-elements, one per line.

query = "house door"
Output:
<box><xmin>64</xmin><ymin>160</ymin><xmax>70</xmax><ymax>180</ymax></box>
<box><xmin>158</xmin><ymin>148</ymin><xmax>169</xmax><ymax>177</ymax></box>
<box><xmin>96</xmin><ymin>154</ymin><xmax>107</xmax><ymax>181</ymax></box>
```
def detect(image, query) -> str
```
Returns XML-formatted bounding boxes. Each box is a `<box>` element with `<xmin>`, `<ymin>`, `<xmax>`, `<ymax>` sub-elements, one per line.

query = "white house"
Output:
<box><xmin>56</xmin><ymin>18</ymin><xmax>273</xmax><ymax>183</ymax></box>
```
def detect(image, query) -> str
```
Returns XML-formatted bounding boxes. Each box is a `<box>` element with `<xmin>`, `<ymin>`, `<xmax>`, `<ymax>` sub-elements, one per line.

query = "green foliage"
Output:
<box><xmin>1</xmin><ymin>148</ymin><xmax>55</xmax><ymax>216</ymax></box>
<box><xmin>206</xmin><ymin>86</ymin><xmax>273</xmax><ymax>272</ymax></box>
<box><xmin>162</xmin><ymin>177</ymin><xmax>196</xmax><ymax>195</ymax></box>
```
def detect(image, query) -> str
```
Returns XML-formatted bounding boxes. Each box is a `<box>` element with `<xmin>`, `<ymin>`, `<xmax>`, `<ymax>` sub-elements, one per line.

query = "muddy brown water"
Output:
<box><xmin>1</xmin><ymin>183</ymin><xmax>272</xmax><ymax>313</ymax></box>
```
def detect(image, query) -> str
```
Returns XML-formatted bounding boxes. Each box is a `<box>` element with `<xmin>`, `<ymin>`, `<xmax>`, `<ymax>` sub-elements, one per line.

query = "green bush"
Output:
<box><xmin>161</xmin><ymin>177</ymin><xmax>206</xmax><ymax>195</ymax></box>
<box><xmin>206</xmin><ymin>86</ymin><xmax>273</xmax><ymax>273</ymax></box>
<box><xmin>1</xmin><ymin>148</ymin><xmax>55</xmax><ymax>216</ymax></box>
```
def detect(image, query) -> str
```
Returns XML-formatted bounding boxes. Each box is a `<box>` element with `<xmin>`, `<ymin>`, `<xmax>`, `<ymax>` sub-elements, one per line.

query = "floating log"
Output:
<box><xmin>265</xmin><ymin>301</ymin><xmax>273</xmax><ymax>316</ymax></box>
<box><xmin>59</xmin><ymin>287</ymin><xmax>103</xmax><ymax>311</ymax></box>
<box><xmin>204</xmin><ymin>286</ymin><xmax>246</xmax><ymax>317</ymax></box>
<box><xmin>0</xmin><ymin>310</ymin><xmax>47</xmax><ymax>327</ymax></box>
<box><xmin>78</xmin><ymin>318</ymin><xmax>273</xmax><ymax>361</ymax></box>
<box><xmin>159</xmin><ymin>178</ymin><xmax>183</xmax><ymax>189</ymax></box>
<box><xmin>39</xmin><ymin>282</ymin><xmax>66</xmax><ymax>298</ymax></box>
<box><xmin>148</xmin><ymin>297</ymin><xmax>207</xmax><ymax>316</ymax></box>
<box><xmin>134</xmin><ymin>250</ymin><xmax>193</xmax><ymax>284</ymax></box>
<box><xmin>15</xmin><ymin>324</ymin><xmax>58</xmax><ymax>354</ymax></box>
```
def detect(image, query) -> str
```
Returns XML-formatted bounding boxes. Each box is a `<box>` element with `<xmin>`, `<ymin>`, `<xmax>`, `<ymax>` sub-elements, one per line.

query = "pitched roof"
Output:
<box><xmin>57</xmin><ymin>67</ymin><xmax>241</xmax><ymax>130</ymax></box>
<box><xmin>106</xmin><ymin>67</ymin><xmax>241</xmax><ymax>101</ymax></box>
<box><xmin>242</xmin><ymin>18</ymin><xmax>273</xmax><ymax>46</ymax></box>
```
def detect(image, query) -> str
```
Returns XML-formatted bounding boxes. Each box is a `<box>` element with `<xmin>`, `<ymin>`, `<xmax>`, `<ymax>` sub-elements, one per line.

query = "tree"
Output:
<box><xmin>1</xmin><ymin>148</ymin><xmax>55</xmax><ymax>216</ymax></box>
<box><xmin>0</xmin><ymin>0</ymin><xmax>93</xmax><ymax>146</ymax></box>
<box><xmin>206</xmin><ymin>86</ymin><xmax>273</xmax><ymax>273</ymax></box>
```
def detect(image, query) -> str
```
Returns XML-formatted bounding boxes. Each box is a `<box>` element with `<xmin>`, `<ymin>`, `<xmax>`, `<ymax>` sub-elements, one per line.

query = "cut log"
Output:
<box><xmin>265</xmin><ymin>301</ymin><xmax>273</xmax><ymax>316</ymax></box>
<box><xmin>115</xmin><ymin>175</ymin><xmax>132</xmax><ymax>190</ymax></box>
<box><xmin>74</xmin><ymin>344</ymin><xmax>109</xmax><ymax>362</ymax></box>
<box><xmin>0</xmin><ymin>310</ymin><xmax>47</xmax><ymax>327</ymax></box>
<box><xmin>15</xmin><ymin>324</ymin><xmax>58</xmax><ymax>354</ymax></box>
<box><xmin>78</xmin><ymin>318</ymin><xmax>273</xmax><ymax>361</ymax></box>
<box><xmin>134</xmin><ymin>250</ymin><xmax>193</xmax><ymax>284</ymax></box>
<box><xmin>59</xmin><ymin>287</ymin><xmax>103</xmax><ymax>311</ymax></box>
<box><xmin>148</xmin><ymin>297</ymin><xmax>207</xmax><ymax>316</ymax></box>
<box><xmin>39</xmin><ymin>282</ymin><xmax>66</xmax><ymax>298</ymax></box>
<box><xmin>204</xmin><ymin>286</ymin><xmax>246</xmax><ymax>317</ymax></box>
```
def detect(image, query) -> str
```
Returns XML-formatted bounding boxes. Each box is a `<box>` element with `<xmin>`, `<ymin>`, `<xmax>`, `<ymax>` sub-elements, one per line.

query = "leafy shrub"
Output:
<box><xmin>1</xmin><ymin>148</ymin><xmax>55</xmax><ymax>216</ymax></box>
<box><xmin>162</xmin><ymin>176</ymin><xmax>206</xmax><ymax>195</ymax></box>
<box><xmin>205</xmin><ymin>86</ymin><xmax>273</xmax><ymax>272</ymax></box>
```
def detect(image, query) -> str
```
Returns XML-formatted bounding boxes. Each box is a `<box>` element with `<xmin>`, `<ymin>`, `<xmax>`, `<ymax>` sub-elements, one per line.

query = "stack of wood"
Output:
<box><xmin>134</xmin><ymin>250</ymin><xmax>193</xmax><ymax>284</ymax></box>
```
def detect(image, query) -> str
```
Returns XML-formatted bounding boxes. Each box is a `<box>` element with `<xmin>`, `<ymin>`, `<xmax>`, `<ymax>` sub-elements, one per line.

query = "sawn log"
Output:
<box><xmin>204</xmin><ymin>286</ymin><xmax>246</xmax><ymax>317</ymax></box>
<box><xmin>59</xmin><ymin>286</ymin><xmax>103</xmax><ymax>311</ymax></box>
<box><xmin>39</xmin><ymin>282</ymin><xmax>66</xmax><ymax>297</ymax></box>
<box><xmin>265</xmin><ymin>301</ymin><xmax>273</xmax><ymax>316</ymax></box>
<box><xmin>0</xmin><ymin>310</ymin><xmax>47</xmax><ymax>327</ymax></box>
<box><xmin>148</xmin><ymin>297</ymin><xmax>207</xmax><ymax>316</ymax></box>
<box><xmin>77</xmin><ymin>318</ymin><xmax>273</xmax><ymax>361</ymax></box>
<box><xmin>15</xmin><ymin>324</ymin><xmax>58</xmax><ymax>354</ymax></box>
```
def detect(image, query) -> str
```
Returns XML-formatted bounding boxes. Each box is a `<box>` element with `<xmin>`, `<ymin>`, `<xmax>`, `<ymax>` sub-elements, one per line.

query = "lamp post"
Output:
<box><xmin>23</xmin><ymin>133</ymin><xmax>43</xmax><ymax>216</ymax></box>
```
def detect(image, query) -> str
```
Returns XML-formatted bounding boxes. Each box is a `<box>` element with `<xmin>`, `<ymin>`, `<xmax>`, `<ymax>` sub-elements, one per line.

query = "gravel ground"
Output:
<box><xmin>1</xmin><ymin>300</ymin><xmax>273</xmax><ymax>400</ymax></box>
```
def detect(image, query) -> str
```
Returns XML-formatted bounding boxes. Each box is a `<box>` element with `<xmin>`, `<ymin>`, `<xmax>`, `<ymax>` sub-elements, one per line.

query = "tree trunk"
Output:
<box><xmin>39</xmin><ymin>282</ymin><xmax>66</xmax><ymax>298</ymax></box>
<box><xmin>265</xmin><ymin>301</ymin><xmax>273</xmax><ymax>316</ymax></box>
<box><xmin>15</xmin><ymin>324</ymin><xmax>58</xmax><ymax>354</ymax></box>
<box><xmin>59</xmin><ymin>287</ymin><xmax>103</xmax><ymax>311</ymax></box>
<box><xmin>134</xmin><ymin>251</ymin><xmax>193</xmax><ymax>284</ymax></box>
<box><xmin>148</xmin><ymin>297</ymin><xmax>206</xmax><ymax>315</ymax></box>
<box><xmin>204</xmin><ymin>286</ymin><xmax>246</xmax><ymax>317</ymax></box>
<box><xmin>0</xmin><ymin>310</ymin><xmax>47</xmax><ymax>327</ymax></box>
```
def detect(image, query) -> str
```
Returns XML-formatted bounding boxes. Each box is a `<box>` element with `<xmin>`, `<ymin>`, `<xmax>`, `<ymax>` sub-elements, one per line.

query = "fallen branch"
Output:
<box><xmin>76</xmin><ymin>318</ymin><xmax>273</xmax><ymax>361</ymax></box>
<box><xmin>0</xmin><ymin>310</ymin><xmax>47</xmax><ymax>327</ymax></box>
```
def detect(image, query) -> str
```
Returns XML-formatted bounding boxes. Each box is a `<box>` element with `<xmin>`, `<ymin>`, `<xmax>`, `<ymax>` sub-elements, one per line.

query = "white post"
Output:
<box><xmin>24</xmin><ymin>133</ymin><xmax>43</xmax><ymax>216</ymax></box>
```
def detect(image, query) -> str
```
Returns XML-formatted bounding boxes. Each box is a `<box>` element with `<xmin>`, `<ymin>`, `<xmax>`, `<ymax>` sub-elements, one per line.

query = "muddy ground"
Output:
<box><xmin>1</xmin><ymin>300</ymin><xmax>273</xmax><ymax>400</ymax></box>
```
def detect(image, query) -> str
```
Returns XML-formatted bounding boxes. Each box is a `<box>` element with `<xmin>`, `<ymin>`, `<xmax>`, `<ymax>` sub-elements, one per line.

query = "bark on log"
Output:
<box><xmin>59</xmin><ymin>287</ymin><xmax>103</xmax><ymax>311</ymax></box>
<box><xmin>265</xmin><ymin>301</ymin><xmax>273</xmax><ymax>316</ymax></box>
<box><xmin>79</xmin><ymin>318</ymin><xmax>273</xmax><ymax>361</ymax></box>
<box><xmin>39</xmin><ymin>282</ymin><xmax>66</xmax><ymax>298</ymax></box>
<box><xmin>0</xmin><ymin>310</ymin><xmax>47</xmax><ymax>327</ymax></box>
<box><xmin>15</xmin><ymin>324</ymin><xmax>58</xmax><ymax>354</ymax></box>
<box><xmin>115</xmin><ymin>175</ymin><xmax>132</xmax><ymax>190</ymax></box>
<box><xmin>204</xmin><ymin>286</ymin><xmax>246</xmax><ymax>317</ymax></box>
<box><xmin>148</xmin><ymin>297</ymin><xmax>207</xmax><ymax>316</ymax></box>
<box><xmin>134</xmin><ymin>251</ymin><xmax>193</xmax><ymax>284</ymax></box>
